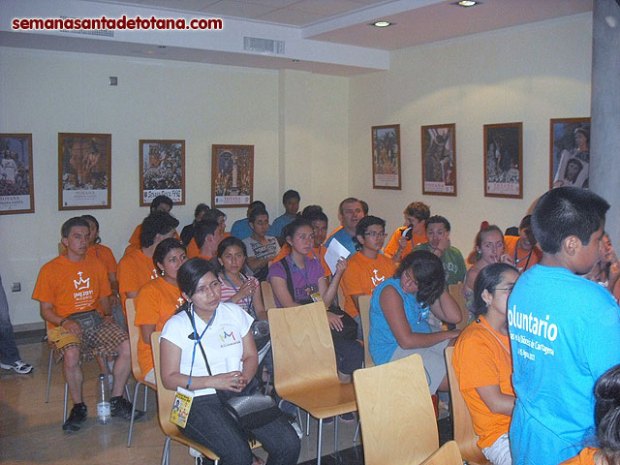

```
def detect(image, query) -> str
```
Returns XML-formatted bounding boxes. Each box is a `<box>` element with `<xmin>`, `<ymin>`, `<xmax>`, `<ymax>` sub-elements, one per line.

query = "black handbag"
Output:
<box><xmin>187</xmin><ymin>309</ymin><xmax>282</xmax><ymax>434</ymax></box>
<box><xmin>68</xmin><ymin>310</ymin><xmax>103</xmax><ymax>331</ymax></box>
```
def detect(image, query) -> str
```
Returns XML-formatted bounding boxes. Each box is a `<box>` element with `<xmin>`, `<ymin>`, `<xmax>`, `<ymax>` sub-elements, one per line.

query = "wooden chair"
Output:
<box><xmin>444</xmin><ymin>346</ymin><xmax>490</xmax><ymax>465</ymax></box>
<box><xmin>151</xmin><ymin>331</ymin><xmax>221</xmax><ymax>465</ymax></box>
<box><xmin>419</xmin><ymin>441</ymin><xmax>463</xmax><ymax>465</ymax></box>
<box><xmin>357</xmin><ymin>295</ymin><xmax>373</xmax><ymax>368</ymax></box>
<box><xmin>269</xmin><ymin>301</ymin><xmax>357</xmax><ymax>465</ymax></box>
<box><xmin>448</xmin><ymin>283</ymin><xmax>470</xmax><ymax>330</ymax></box>
<box><xmin>125</xmin><ymin>298</ymin><xmax>156</xmax><ymax>447</ymax></box>
<box><xmin>353</xmin><ymin>354</ymin><xmax>438</xmax><ymax>465</ymax></box>
<box><xmin>260</xmin><ymin>280</ymin><xmax>276</xmax><ymax>310</ymax></box>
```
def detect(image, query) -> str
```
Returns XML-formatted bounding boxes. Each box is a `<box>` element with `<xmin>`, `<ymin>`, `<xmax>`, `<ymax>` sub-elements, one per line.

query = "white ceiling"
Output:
<box><xmin>0</xmin><ymin>0</ymin><xmax>593</xmax><ymax>75</ymax></box>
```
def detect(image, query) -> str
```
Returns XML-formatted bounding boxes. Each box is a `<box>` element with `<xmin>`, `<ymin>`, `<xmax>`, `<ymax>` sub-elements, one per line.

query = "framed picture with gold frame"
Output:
<box><xmin>483</xmin><ymin>122</ymin><xmax>523</xmax><ymax>199</ymax></box>
<box><xmin>58</xmin><ymin>133</ymin><xmax>111</xmax><ymax>210</ymax></box>
<box><xmin>0</xmin><ymin>133</ymin><xmax>34</xmax><ymax>215</ymax></box>
<box><xmin>211</xmin><ymin>144</ymin><xmax>254</xmax><ymax>208</ymax></box>
<box><xmin>421</xmin><ymin>123</ymin><xmax>456</xmax><ymax>196</ymax></box>
<box><xmin>139</xmin><ymin>139</ymin><xmax>185</xmax><ymax>206</ymax></box>
<box><xmin>371</xmin><ymin>124</ymin><xmax>401</xmax><ymax>190</ymax></box>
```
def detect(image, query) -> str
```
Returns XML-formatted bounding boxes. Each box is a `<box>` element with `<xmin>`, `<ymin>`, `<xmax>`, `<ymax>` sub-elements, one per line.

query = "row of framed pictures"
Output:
<box><xmin>371</xmin><ymin>117</ymin><xmax>591</xmax><ymax>198</ymax></box>
<box><xmin>0</xmin><ymin>133</ymin><xmax>256</xmax><ymax>214</ymax></box>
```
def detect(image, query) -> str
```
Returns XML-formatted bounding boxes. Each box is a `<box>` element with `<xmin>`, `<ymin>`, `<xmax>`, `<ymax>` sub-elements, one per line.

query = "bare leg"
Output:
<box><xmin>111</xmin><ymin>339</ymin><xmax>131</xmax><ymax>397</ymax></box>
<box><xmin>63</xmin><ymin>346</ymin><xmax>83</xmax><ymax>403</ymax></box>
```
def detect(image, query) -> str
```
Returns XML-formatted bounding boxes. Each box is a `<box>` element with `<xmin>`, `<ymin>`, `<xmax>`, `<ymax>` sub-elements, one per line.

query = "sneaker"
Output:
<box><xmin>338</xmin><ymin>413</ymin><xmax>356</xmax><ymax>423</ymax></box>
<box><xmin>62</xmin><ymin>403</ymin><xmax>88</xmax><ymax>432</ymax></box>
<box><xmin>0</xmin><ymin>360</ymin><xmax>33</xmax><ymax>374</ymax></box>
<box><xmin>110</xmin><ymin>396</ymin><xmax>144</xmax><ymax>421</ymax></box>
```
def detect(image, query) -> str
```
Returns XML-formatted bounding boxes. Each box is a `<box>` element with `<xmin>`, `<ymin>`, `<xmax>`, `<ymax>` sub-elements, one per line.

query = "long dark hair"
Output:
<box><xmin>175</xmin><ymin>258</ymin><xmax>219</xmax><ymax>314</ymax></box>
<box><xmin>395</xmin><ymin>250</ymin><xmax>445</xmax><ymax>307</ymax></box>
<box><xmin>153</xmin><ymin>238</ymin><xmax>186</xmax><ymax>275</ymax></box>
<box><xmin>594</xmin><ymin>364</ymin><xmax>620</xmax><ymax>462</ymax></box>
<box><xmin>472</xmin><ymin>263</ymin><xmax>518</xmax><ymax>316</ymax></box>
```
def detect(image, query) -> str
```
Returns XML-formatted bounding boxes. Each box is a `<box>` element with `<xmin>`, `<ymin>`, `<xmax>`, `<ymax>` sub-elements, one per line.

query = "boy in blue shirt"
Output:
<box><xmin>508</xmin><ymin>187</ymin><xmax>620</xmax><ymax>465</ymax></box>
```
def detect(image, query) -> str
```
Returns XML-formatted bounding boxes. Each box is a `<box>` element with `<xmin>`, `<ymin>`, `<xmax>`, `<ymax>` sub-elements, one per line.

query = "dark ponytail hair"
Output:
<box><xmin>594</xmin><ymin>364</ymin><xmax>620</xmax><ymax>463</ymax></box>
<box><xmin>395</xmin><ymin>250</ymin><xmax>445</xmax><ymax>307</ymax></box>
<box><xmin>472</xmin><ymin>263</ymin><xmax>518</xmax><ymax>316</ymax></box>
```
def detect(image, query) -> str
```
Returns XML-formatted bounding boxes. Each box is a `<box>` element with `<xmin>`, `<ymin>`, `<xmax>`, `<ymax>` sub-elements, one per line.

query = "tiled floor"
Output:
<box><xmin>0</xmin><ymin>339</ymin><xmax>452</xmax><ymax>465</ymax></box>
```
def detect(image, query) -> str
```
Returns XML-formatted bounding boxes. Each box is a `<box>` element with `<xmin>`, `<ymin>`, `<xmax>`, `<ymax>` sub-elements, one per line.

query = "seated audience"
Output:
<box><xmin>243</xmin><ymin>208</ymin><xmax>280</xmax><ymax>282</ymax></box>
<box><xmin>160</xmin><ymin>258</ymin><xmax>300</xmax><ymax>465</ymax></box>
<box><xmin>341</xmin><ymin>216</ymin><xmax>395</xmax><ymax>336</ymax></box>
<box><xmin>414</xmin><ymin>215</ymin><xmax>466</xmax><ymax>285</ymax></box>
<box><xmin>191</xmin><ymin>218</ymin><xmax>224</xmax><ymax>263</ymax></box>
<box><xmin>503</xmin><ymin>215</ymin><xmax>541</xmax><ymax>273</ymax></box>
<box><xmin>508</xmin><ymin>187</ymin><xmax>620</xmax><ymax>464</ymax></box>
<box><xmin>269</xmin><ymin>189</ymin><xmax>300</xmax><ymax>240</ymax></box>
<box><xmin>562</xmin><ymin>364</ymin><xmax>620</xmax><ymax>465</ymax></box>
<box><xmin>325</xmin><ymin>197</ymin><xmax>366</xmax><ymax>255</ymax></box>
<box><xmin>586</xmin><ymin>233</ymin><xmax>620</xmax><ymax>299</ymax></box>
<box><xmin>134</xmin><ymin>238</ymin><xmax>187</xmax><ymax>383</ymax></box>
<box><xmin>126</xmin><ymin>195</ymin><xmax>174</xmax><ymax>252</ymax></box>
<box><xmin>369</xmin><ymin>250</ymin><xmax>461</xmax><ymax>394</ymax></box>
<box><xmin>384</xmin><ymin>201</ymin><xmax>430</xmax><ymax>263</ymax></box>
<box><xmin>453</xmin><ymin>263</ymin><xmax>519</xmax><ymax>465</ymax></box>
<box><xmin>231</xmin><ymin>200</ymin><xmax>266</xmax><ymax>241</ymax></box>
<box><xmin>268</xmin><ymin>219</ymin><xmax>363</xmax><ymax>381</ymax></box>
<box><xmin>118</xmin><ymin>211</ymin><xmax>179</xmax><ymax>306</ymax></box>
<box><xmin>464</xmin><ymin>222</ymin><xmax>511</xmax><ymax>314</ymax></box>
<box><xmin>33</xmin><ymin>217</ymin><xmax>142</xmax><ymax>432</ymax></box>
<box><xmin>180</xmin><ymin>203</ymin><xmax>210</xmax><ymax>246</ymax></box>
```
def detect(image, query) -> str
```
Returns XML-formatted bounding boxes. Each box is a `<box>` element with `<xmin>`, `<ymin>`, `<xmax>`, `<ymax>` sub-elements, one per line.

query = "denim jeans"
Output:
<box><xmin>182</xmin><ymin>394</ymin><xmax>300</xmax><ymax>465</ymax></box>
<box><xmin>0</xmin><ymin>274</ymin><xmax>21</xmax><ymax>365</ymax></box>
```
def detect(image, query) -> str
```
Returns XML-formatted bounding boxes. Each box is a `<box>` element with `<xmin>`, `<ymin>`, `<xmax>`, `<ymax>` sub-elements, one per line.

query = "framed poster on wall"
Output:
<box><xmin>421</xmin><ymin>123</ymin><xmax>456</xmax><ymax>196</ymax></box>
<box><xmin>0</xmin><ymin>133</ymin><xmax>34</xmax><ymax>215</ymax></box>
<box><xmin>371</xmin><ymin>124</ymin><xmax>401</xmax><ymax>190</ymax></box>
<box><xmin>549</xmin><ymin>118</ymin><xmax>590</xmax><ymax>189</ymax></box>
<box><xmin>139</xmin><ymin>139</ymin><xmax>185</xmax><ymax>206</ymax></box>
<box><xmin>211</xmin><ymin>144</ymin><xmax>254</xmax><ymax>208</ymax></box>
<box><xmin>483</xmin><ymin>123</ymin><xmax>523</xmax><ymax>199</ymax></box>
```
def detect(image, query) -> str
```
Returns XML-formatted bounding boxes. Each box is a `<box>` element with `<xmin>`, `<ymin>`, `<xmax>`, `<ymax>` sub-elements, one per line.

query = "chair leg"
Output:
<box><xmin>353</xmin><ymin>419</ymin><xmax>361</xmax><ymax>443</ymax></box>
<box><xmin>127</xmin><ymin>381</ymin><xmax>142</xmax><ymax>447</ymax></box>
<box><xmin>143</xmin><ymin>384</ymin><xmax>149</xmax><ymax>411</ymax></box>
<box><xmin>45</xmin><ymin>348</ymin><xmax>54</xmax><ymax>403</ymax></box>
<box><xmin>306</xmin><ymin>411</ymin><xmax>311</xmax><ymax>436</ymax></box>
<box><xmin>317</xmin><ymin>418</ymin><xmax>324</xmax><ymax>465</ymax></box>
<box><xmin>161</xmin><ymin>437</ymin><xmax>170</xmax><ymax>465</ymax></box>
<box><xmin>125</xmin><ymin>383</ymin><xmax>132</xmax><ymax>402</ymax></box>
<box><xmin>334</xmin><ymin>417</ymin><xmax>339</xmax><ymax>454</ymax></box>
<box><xmin>63</xmin><ymin>382</ymin><xmax>69</xmax><ymax>423</ymax></box>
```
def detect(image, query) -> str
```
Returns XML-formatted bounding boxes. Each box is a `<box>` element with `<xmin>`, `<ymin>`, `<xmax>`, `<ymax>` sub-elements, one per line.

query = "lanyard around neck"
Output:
<box><xmin>186</xmin><ymin>304</ymin><xmax>217</xmax><ymax>389</ymax></box>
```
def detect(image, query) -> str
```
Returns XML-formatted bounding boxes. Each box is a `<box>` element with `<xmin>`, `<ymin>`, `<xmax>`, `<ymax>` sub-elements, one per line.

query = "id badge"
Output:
<box><xmin>310</xmin><ymin>292</ymin><xmax>322</xmax><ymax>303</ymax></box>
<box><xmin>170</xmin><ymin>387</ymin><xmax>195</xmax><ymax>428</ymax></box>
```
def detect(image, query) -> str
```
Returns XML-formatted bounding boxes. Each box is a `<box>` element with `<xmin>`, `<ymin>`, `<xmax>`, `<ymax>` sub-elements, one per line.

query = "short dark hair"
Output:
<box><xmin>194</xmin><ymin>203</ymin><xmax>210</xmax><ymax>219</ymax></box>
<box><xmin>204</xmin><ymin>208</ymin><xmax>226</xmax><ymax>223</ymax></box>
<box><xmin>472</xmin><ymin>263</ymin><xmax>518</xmax><ymax>316</ymax></box>
<box><xmin>217</xmin><ymin>236</ymin><xmax>247</xmax><ymax>258</ymax></box>
<box><xmin>301</xmin><ymin>205</ymin><xmax>323</xmax><ymax>218</ymax></box>
<box><xmin>354</xmin><ymin>215</ymin><xmax>386</xmax><ymax>250</ymax></box>
<box><xmin>194</xmin><ymin>219</ymin><xmax>220</xmax><ymax>248</ymax></box>
<box><xmin>140</xmin><ymin>212</ymin><xmax>180</xmax><ymax>248</ymax></box>
<box><xmin>282</xmin><ymin>218</ymin><xmax>313</xmax><ymax>241</ymax></box>
<box><xmin>177</xmin><ymin>258</ymin><xmax>219</xmax><ymax>299</ymax></box>
<box><xmin>594</xmin><ymin>364</ymin><xmax>620</xmax><ymax>461</ymax></box>
<box><xmin>338</xmin><ymin>197</ymin><xmax>362</xmax><ymax>215</ymax></box>
<box><xmin>153</xmin><ymin>238</ymin><xmax>186</xmax><ymax>273</ymax></box>
<box><xmin>61</xmin><ymin>217</ymin><xmax>90</xmax><ymax>238</ymax></box>
<box><xmin>426</xmin><ymin>215</ymin><xmax>451</xmax><ymax>232</ymax></box>
<box><xmin>247</xmin><ymin>200</ymin><xmax>266</xmax><ymax>217</ymax></box>
<box><xmin>248</xmin><ymin>207</ymin><xmax>269</xmax><ymax>224</ymax></box>
<box><xmin>150</xmin><ymin>195</ymin><xmax>173</xmax><ymax>213</ymax></box>
<box><xmin>395</xmin><ymin>250</ymin><xmax>445</xmax><ymax>307</ymax></box>
<box><xmin>283</xmin><ymin>189</ymin><xmax>300</xmax><ymax>204</ymax></box>
<box><xmin>304</xmin><ymin>209</ymin><xmax>328</xmax><ymax>224</ymax></box>
<box><xmin>532</xmin><ymin>187</ymin><xmax>609</xmax><ymax>254</ymax></box>
<box><xmin>404</xmin><ymin>202</ymin><xmax>430</xmax><ymax>222</ymax></box>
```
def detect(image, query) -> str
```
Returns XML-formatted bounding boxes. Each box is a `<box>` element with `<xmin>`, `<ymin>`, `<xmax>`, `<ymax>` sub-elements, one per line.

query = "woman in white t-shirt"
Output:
<box><xmin>160</xmin><ymin>258</ymin><xmax>300</xmax><ymax>465</ymax></box>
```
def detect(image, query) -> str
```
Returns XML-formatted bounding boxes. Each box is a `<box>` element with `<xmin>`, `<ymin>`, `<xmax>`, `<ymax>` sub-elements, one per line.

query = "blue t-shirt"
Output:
<box><xmin>325</xmin><ymin>228</ymin><xmax>357</xmax><ymax>255</ymax></box>
<box><xmin>268</xmin><ymin>214</ymin><xmax>296</xmax><ymax>239</ymax></box>
<box><xmin>369</xmin><ymin>277</ymin><xmax>431</xmax><ymax>365</ymax></box>
<box><xmin>508</xmin><ymin>264</ymin><xmax>620</xmax><ymax>465</ymax></box>
<box><xmin>230</xmin><ymin>218</ymin><xmax>253</xmax><ymax>241</ymax></box>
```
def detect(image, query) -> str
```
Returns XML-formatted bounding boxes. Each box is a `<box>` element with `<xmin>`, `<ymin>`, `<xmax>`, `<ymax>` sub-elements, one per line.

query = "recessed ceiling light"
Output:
<box><xmin>371</xmin><ymin>20</ymin><xmax>393</xmax><ymax>28</ymax></box>
<box><xmin>456</xmin><ymin>1</ymin><xmax>480</xmax><ymax>7</ymax></box>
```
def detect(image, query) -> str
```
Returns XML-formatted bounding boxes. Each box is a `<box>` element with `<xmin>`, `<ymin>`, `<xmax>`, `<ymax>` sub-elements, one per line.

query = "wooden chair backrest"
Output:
<box><xmin>125</xmin><ymin>298</ymin><xmax>145</xmax><ymax>382</ymax></box>
<box><xmin>358</xmin><ymin>294</ymin><xmax>373</xmax><ymax>367</ymax></box>
<box><xmin>419</xmin><ymin>441</ymin><xmax>463</xmax><ymax>465</ymax></box>
<box><xmin>448</xmin><ymin>282</ymin><xmax>469</xmax><ymax>330</ymax></box>
<box><xmin>260</xmin><ymin>281</ymin><xmax>277</xmax><ymax>311</ymax></box>
<box><xmin>444</xmin><ymin>346</ymin><xmax>489</xmax><ymax>464</ymax></box>
<box><xmin>353</xmin><ymin>354</ymin><xmax>439</xmax><ymax>465</ymax></box>
<box><xmin>268</xmin><ymin>301</ymin><xmax>339</xmax><ymax>396</ymax></box>
<box><xmin>151</xmin><ymin>331</ymin><xmax>180</xmax><ymax>438</ymax></box>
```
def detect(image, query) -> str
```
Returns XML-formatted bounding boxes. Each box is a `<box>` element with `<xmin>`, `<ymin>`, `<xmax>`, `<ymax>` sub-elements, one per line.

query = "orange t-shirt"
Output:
<box><xmin>453</xmin><ymin>315</ymin><xmax>514</xmax><ymax>449</ymax></box>
<box><xmin>504</xmin><ymin>235</ymin><xmax>541</xmax><ymax>273</ymax></box>
<box><xmin>125</xmin><ymin>224</ymin><xmax>181</xmax><ymax>254</ymax></box>
<box><xmin>561</xmin><ymin>448</ymin><xmax>598</xmax><ymax>465</ymax></box>
<box><xmin>341</xmin><ymin>252</ymin><xmax>395</xmax><ymax>318</ymax></box>
<box><xmin>117</xmin><ymin>248</ymin><xmax>159</xmax><ymax>305</ymax></box>
<box><xmin>134</xmin><ymin>278</ymin><xmax>185</xmax><ymax>374</ymax></box>
<box><xmin>32</xmin><ymin>255</ymin><xmax>111</xmax><ymax>323</ymax></box>
<box><xmin>86</xmin><ymin>243</ymin><xmax>117</xmax><ymax>274</ymax></box>
<box><xmin>186</xmin><ymin>238</ymin><xmax>200</xmax><ymax>258</ymax></box>
<box><xmin>383</xmin><ymin>227</ymin><xmax>427</xmax><ymax>260</ymax></box>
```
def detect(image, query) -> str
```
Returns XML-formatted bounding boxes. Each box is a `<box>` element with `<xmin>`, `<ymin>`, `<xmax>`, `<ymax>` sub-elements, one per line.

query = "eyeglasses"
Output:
<box><xmin>364</xmin><ymin>231</ymin><xmax>387</xmax><ymax>238</ymax></box>
<box><xmin>495</xmin><ymin>286</ymin><xmax>514</xmax><ymax>292</ymax></box>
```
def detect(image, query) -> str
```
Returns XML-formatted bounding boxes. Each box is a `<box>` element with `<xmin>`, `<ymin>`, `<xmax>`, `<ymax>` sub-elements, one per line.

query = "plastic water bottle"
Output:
<box><xmin>97</xmin><ymin>373</ymin><xmax>111</xmax><ymax>424</ymax></box>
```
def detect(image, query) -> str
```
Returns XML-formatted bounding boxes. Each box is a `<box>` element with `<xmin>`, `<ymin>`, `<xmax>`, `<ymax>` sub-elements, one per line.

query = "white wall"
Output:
<box><xmin>0</xmin><ymin>48</ymin><xmax>349</xmax><ymax>325</ymax></box>
<box><xmin>348</xmin><ymin>14</ymin><xmax>592</xmax><ymax>254</ymax></box>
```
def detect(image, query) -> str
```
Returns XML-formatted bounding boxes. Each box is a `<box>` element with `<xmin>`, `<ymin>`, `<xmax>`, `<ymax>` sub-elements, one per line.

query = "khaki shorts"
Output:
<box><xmin>48</xmin><ymin>318</ymin><xmax>128</xmax><ymax>362</ymax></box>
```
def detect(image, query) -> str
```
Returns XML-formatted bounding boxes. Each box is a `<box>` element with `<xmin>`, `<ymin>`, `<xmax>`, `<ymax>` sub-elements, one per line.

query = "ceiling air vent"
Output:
<box><xmin>243</xmin><ymin>37</ymin><xmax>285</xmax><ymax>55</ymax></box>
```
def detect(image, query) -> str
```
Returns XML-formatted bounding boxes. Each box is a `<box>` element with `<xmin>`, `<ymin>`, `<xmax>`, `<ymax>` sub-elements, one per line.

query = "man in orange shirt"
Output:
<box><xmin>503</xmin><ymin>215</ymin><xmax>541</xmax><ymax>273</ymax></box>
<box><xmin>192</xmin><ymin>218</ymin><xmax>224</xmax><ymax>263</ymax></box>
<box><xmin>125</xmin><ymin>195</ymin><xmax>176</xmax><ymax>253</ymax></box>
<box><xmin>33</xmin><ymin>217</ymin><xmax>142</xmax><ymax>432</ymax></box>
<box><xmin>117</xmin><ymin>211</ymin><xmax>179</xmax><ymax>306</ymax></box>
<box><xmin>342</xmin><ymin>216</ymin><xmax>395</xmax><ymax>337</ymax></box>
